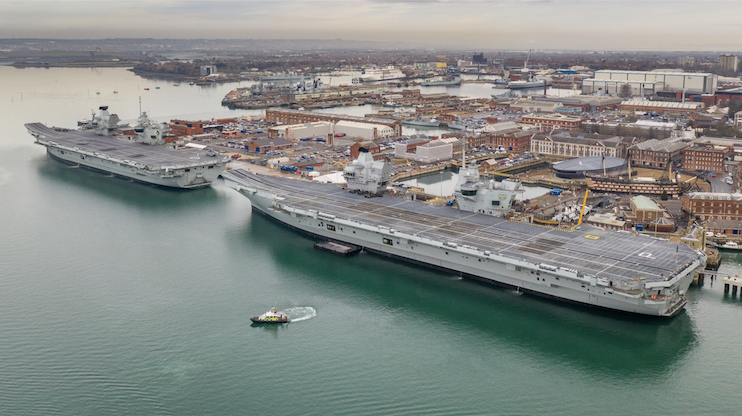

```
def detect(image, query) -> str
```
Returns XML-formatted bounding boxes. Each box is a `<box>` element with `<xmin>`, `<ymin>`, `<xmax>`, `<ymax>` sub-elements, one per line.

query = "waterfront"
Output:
<box><xmin>2</xmin><ymin>66</ymin><xmax>742</xmax><ymax>415</ymax></box>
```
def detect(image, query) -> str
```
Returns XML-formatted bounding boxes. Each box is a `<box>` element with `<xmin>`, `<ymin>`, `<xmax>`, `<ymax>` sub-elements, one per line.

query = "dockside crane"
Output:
<box><xmin>90</xmin><ymin>47</ymin><xmax>101</xmax><ymax>58</ymax></box>
<box><xmin>523</xmin><ymin>49</ymin><xmax>532</xmax><ymax>72</ymax></box>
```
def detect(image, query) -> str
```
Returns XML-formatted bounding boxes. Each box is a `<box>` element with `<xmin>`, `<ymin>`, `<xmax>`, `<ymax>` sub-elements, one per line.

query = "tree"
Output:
<box><xmin>727</xmin><ymin>99</ymin><xmax>742</xmax><ymax>118</ymax></box>
<box><xmin>660</xmin><ymin>190</ymin><xmax>668</xmax><ymax>201</ymax></box>
<box><xmin>619</xmin><ymin>83</ymin><xmax>632</xmax><ymax>98</ymax></box>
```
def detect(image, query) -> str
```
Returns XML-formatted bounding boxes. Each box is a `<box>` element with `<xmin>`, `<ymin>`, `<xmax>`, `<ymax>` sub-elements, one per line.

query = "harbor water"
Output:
<box><xmin>2</xmin><ymin>66</ymin><xmax>742</xmax><ymax>415</ymax></box>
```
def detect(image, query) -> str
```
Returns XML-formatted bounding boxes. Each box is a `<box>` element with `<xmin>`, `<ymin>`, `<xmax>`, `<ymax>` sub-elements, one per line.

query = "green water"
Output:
<box><xmin>1</xmin><ymin>67</ymin><xmax>742</xmax><ymax>415</ymax></box>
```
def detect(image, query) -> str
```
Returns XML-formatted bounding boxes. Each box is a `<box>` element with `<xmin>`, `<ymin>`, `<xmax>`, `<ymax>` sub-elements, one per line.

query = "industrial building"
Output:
<box><xmin>509</xmin><ymin>99</ymin><xmax>564</xmax><ymax>113</ymax></box>
<box><xmin>335</xmin><ymin>121</ymin><xmax>395</xmax><ymax>140</ymax></box>
<box><xmin>583</xmin><ymin>70</ymin><xmax>718</xmax><ymax>95</ymax></box>
<box><xmin>530</xmin><ymin>95</ymin><xmax>623</xmax><ymax>112</ymax></box>
<box><xmin>620</xmin><ymin>100</ymin><xmax>704</xmax><ymax>115</ymax></box>
<box><xmin>269</xmin><ymin>121</ymin><xmax>332</xmax><ymax>140</ymax></box>
<box><xmin>200</xmin><ymin>65</ymin><xmax>217</xmax><ymax>76</ymax></box>
<box><xmin>582</xmin><ymin>79</ymin><xmax>664</xmax><ymax>96</ymax></box>
<box><xmin>395</xmin><ymin>138</ymin><xmax>453</xmax><ymax>163</ymax></box>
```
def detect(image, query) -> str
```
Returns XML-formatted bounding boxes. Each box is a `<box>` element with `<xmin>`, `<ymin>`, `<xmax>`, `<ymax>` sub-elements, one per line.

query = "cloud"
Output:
<box><xmin>1</xmin><ymin>1</ymin><xmax>741</xmax><ymax>50</ymax></box>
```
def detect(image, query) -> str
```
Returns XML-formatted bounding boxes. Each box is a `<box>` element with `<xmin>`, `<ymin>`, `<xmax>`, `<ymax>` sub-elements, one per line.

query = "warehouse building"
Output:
<box><xmin>583</xmin><ymin>70</ymin><xmax>718</xmax><ymax>95</ymax></box>
<box><xmin>269</xmin><ymin>121</ymin><xmax>332</xmax><ymax>140</ymax></box>
<box><xmin>519</xmin><ymin>113</ymin><xmax>585</xmax><ymax>131</ymax></box>
<box><xmin>509</xmin><ymin>99</ymin><xmax>564</xmax><ymax>113</ymax></box>
<box><xmin>582</xmin><ymin>79</ymin><xmax>664</xmax><ymax>96</ymax></box>
<box><xmin>620</xmin><ymin>100</ymin><xmax>704</xmax><ymax>115</ymax></box>
<box><xmin>395</xmin><ymin>139</ymin><xmax>453</xmax><ymax>163</ymax></box>
<box><xmin>335</xmin><ymin>120</ymin><xmax>395</xmax><ymax>140</ymax></box>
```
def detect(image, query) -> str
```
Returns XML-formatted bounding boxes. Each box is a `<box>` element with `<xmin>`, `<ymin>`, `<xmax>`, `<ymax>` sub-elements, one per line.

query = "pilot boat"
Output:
<box><xmin>250</xmin><ymin>305</ymin><xmax>290</xmax><ymax>324</ymax></box>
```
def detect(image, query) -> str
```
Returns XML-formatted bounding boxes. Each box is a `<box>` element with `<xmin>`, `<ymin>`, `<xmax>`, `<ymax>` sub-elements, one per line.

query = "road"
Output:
<box><xmin>707</xmin><ymin>175</ymin><xmax>733</xmax><ymax>193</ymax></box>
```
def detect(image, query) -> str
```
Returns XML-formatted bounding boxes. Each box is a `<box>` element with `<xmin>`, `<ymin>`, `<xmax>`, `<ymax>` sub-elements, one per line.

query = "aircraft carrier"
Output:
<box><xmin>221</xmin><ymin>154</ymin><xmax>706</xmax><ymax>317</ymax></box>
<box><xmin>26</xmin><ymin>106</ymin><xmax>230</xmax><ymax>189</ymax></box>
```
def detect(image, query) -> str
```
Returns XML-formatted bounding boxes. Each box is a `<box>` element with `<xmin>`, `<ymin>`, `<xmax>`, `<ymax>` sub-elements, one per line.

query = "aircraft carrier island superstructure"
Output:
<box><xmin>222</xmin><ymin>153</ymin><xmax>706</xmax><ymax>317</ymax></box>
<box><xmin>26</xmin><ymin>106</ymin><xmax>230</xmax><ymax>189</ymax></box>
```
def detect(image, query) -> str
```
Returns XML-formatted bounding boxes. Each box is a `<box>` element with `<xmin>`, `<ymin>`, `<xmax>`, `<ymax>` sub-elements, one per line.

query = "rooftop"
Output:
<box><xmin>632</xmin><ymin>195</ymin><xmax>663</xmax><ymax>211</ymax></box>
<box><xmin>621</xmin><ymin>100</ymin><xmax>703</xmax><ymax>110</ymax></box>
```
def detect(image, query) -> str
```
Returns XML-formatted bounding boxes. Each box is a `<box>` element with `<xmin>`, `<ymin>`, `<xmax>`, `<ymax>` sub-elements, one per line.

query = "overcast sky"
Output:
<box><xmin>1</xmin><ymin>0</ymin><xmax>741</xmax><ymax>51</ymax></box>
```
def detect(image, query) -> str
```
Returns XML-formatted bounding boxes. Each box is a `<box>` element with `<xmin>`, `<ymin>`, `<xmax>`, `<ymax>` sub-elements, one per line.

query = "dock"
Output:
<box><xmin>723</xmin><ymin>275</ymin><xmax>742</xmax><ymax>295</ymax></box>
<box><xmin>314</xmin><ymin>241</ymin><xmax>361</xmax><ymax>256</ymax></box>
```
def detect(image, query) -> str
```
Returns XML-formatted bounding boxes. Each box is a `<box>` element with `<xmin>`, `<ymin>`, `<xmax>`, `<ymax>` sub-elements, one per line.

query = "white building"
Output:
<box><xmin>396</xmin><ymin>139</ymin><xmax>453</xmax><ymax>163</ymax></box>
<box><xmin>719</xmin><ymin>54</ymin><xmax>739</xmax><ymax>73</ymax></box>
<box><xmin>677</xmin><ymin>56</ymin><xmax>696</xmax><ymax>67</ymax></box>
<box><xmin>269</xmin><ymin>121</ymin><xmax>332</xmax><ymax>140</ymax></box>
<box><xmin>582</xmin><ymin>79</ymin><xmax>664</xmax><ymax>96</ymax></box>
<box><xmin>583</xmin><ymin>70</ymin><xmax>718</xmax><ymax>95</ymax></box>
<box><xmin>509</xmin><ymin>99</ymin><xmax>564</xmax><ymax>113</ymax></box>
<box><xmin>335</xmin><ymin>120</ymin><xmax>395</xmax><ymax>140</ymax></box>
<box><xmin>200</xmin><ymin>65</ymin><xmax>218</xmax><ymax>76</ymax></box>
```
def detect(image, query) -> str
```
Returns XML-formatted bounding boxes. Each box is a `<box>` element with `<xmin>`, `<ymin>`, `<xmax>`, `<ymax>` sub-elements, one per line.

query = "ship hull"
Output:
<box><xmin>402</xmin><ymin>120</ymin><xmax>441</xmax><ymax>127</ymax></box>
<box><xmin>421</xmin><ymin>77</ymin><xmax>462</xmax><ymax>86</ymax></box>
<box><xmin>44</xmin><ymin>144</ymin><xmax>224</xmax><ymax>189</ymax></box>
<box><xmin>27</xmin><ymin>122</ymin><xmax>228</xmax><ymax>189</ymax></box>
<box><xmin>508</xmin><ymin>81</ymin><xmax>546</xmax><ymax>89</ymax></box>
<box><xmin>223</xmin><ymin>172</ymin><xmax>701</xmax><ymax>317</ymax></box>
<box><xmin>360</xmin><ymin>76</ymin><xmax>405</xmax><ymax>82</ymax></box>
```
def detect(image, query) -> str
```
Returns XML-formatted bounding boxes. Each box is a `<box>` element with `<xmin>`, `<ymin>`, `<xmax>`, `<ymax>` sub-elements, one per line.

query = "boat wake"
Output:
<box><xmin>283</xmin><ymin>306</ymin><xmax>317</xmax><ymax>322</ymax></box>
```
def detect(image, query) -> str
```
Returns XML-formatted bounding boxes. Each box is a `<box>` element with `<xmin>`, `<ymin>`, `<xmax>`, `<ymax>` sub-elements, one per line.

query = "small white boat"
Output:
<box><xmin>718</xmin><ymin>242</ymin><xmax>741</xmax><ymax>251</ymax></box>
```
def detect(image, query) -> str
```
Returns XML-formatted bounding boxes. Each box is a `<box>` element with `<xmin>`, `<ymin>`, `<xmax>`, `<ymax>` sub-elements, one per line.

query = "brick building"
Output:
<box><xmin>483</xmin><ymin>121</ymin><xmax>537</xmax><ymax>152</ymax></box>
<box><xmin>620</xmin><ymin>100</ymin><xmax>704</xmax><ymax>116</ymax></box>
<box><xmin>266</xmin><ymin>108</ymin><xmax>402</xmax><ymax>136</ymax></box>
<box><xmin>519</xmin><ymin>113</ymin><xmax>584</xmax><ymax>131</ymax></box>
<box><xmin>441</xmin><ymin>132</ymin><xmax>488</xmax><ymax>149</ymax></box>
<box><xmin>170</xmin><ymin>119</ymin><xmax>206</xmax><ymax>136</ymax></box>
<box><xmin>681</xmin><ymin>192</ymin><xmax>742</xmax><ymax>223</ymax></box>
<box><xmin>628</xmin><ymin>138</ymin><xmax>689</xmax><ymax>168</ymax></box>
<box><xmin>682</xmin><ymin>145</ymin><xmax>731</xmax><ymax>172</ymax></box>
<box><xmin>244</xmin><ymin>137</ymin><xmax>292</xmax><ymax>153</ymax></box>
<box><xmin>350</xmin><ymin>141</ymin><xmax>383</xmax><ymax>160</ymax></box>
<box><xmin>530</xmin><ymin>131</ymin><xmax>631</xmax><ymax>158</ymax></box>
<box><xmin>619</xmin><ymin>196</ymin><xmax>675</xmax><ymax>232</ymax></box>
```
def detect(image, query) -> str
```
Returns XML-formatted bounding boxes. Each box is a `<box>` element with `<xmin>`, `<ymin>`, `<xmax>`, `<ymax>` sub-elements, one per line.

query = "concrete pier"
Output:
<box><xmin>722</xmin><ymin>275</ymin><xmax>742</xmax><ymax>294</ymax></box>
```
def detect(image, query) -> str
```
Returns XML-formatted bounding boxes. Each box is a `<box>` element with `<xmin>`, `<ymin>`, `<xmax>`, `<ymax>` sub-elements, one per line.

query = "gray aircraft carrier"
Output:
<box><xmin>221</xmin><ymin>168</ymin><xmax>706</xmax><ymax>317</ymax></box>
<box><xmin>26</xmin><ymin>107</ymin><xmax>230</xmax><ymax>189</ymax></box>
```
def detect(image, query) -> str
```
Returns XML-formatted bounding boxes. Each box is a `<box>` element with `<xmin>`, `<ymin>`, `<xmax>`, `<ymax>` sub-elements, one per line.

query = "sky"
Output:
<box><xmin>1</xmin><ymin>0</ymin><xmax>741</xmax><ymax>51</ymax></box>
